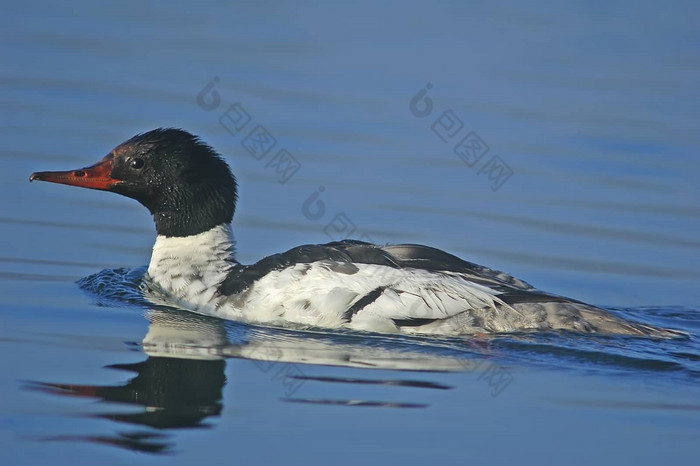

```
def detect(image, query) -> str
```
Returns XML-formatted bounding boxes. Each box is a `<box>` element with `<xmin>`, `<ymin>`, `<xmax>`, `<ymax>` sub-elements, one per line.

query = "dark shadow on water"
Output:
<box><xmin>38</xmin><ymin>431</ymin><xmax>173</xmax><ymax>455</ymax></box>
<box><xmin>30</xmin><ymin>357</ymin><xmax>226</xmax><ymax>429</ymax></box>
<box><xmin>26</xmin><ymin>356</ymin><xmax>226</xmax><ymax>454</ymax></box>
<box><xmin>284</xmin><ymin>398</ymin><xmax>429</xmax><ymax>409</ymax></box>
<box><xmin>288</xmin><ymin>375</ymin><xmax>452</xmax><ymax>390</ymax></box>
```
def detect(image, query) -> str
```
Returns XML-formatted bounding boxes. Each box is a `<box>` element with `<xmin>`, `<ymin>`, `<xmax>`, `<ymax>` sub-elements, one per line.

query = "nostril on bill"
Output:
<box><xmin>74</xmin><ymin>170</ymin><xmax>87</xmax><ymax>177</ymax></box>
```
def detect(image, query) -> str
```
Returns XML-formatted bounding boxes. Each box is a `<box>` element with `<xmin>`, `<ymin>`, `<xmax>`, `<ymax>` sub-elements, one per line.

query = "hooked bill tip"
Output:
<box><xmin>29</xmin><ymin>172</ymin><xmax>41</xmax><ymax>182</ymax></box>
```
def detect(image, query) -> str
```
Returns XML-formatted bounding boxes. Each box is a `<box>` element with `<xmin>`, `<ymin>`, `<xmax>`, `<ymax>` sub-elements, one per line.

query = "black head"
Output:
<box><xmin>30</xmin><ymin>128</ymin><xmax>238</xmax><ymax>237</ymax></box>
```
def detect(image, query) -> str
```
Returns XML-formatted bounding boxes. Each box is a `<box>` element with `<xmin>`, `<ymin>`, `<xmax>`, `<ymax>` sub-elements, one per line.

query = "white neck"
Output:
<box><xmin>146</xmin><ymin>223</ymin><xmax>236</xmax><ymax>311</ymax></box>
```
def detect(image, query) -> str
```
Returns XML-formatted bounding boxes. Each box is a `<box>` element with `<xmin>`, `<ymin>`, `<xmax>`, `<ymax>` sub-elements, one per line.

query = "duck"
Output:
<box><xmin>29</xmin><ymin>128</ymin><xmax>673</xmax><ymax>336</ymax></box>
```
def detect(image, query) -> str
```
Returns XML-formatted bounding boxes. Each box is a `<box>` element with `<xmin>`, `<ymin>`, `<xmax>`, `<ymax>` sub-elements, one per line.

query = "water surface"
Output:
<box><xmin>2</xmin><ymin>1</ymin><xmax>699</xmax><ymax>464</ymax></box>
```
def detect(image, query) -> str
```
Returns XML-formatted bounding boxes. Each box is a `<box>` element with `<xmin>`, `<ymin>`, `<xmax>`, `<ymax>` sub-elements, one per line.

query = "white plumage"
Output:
<box><xmin>144</xmin><ymin>224</ymin><xmax>670</xmax><ymax>336</ymax></box>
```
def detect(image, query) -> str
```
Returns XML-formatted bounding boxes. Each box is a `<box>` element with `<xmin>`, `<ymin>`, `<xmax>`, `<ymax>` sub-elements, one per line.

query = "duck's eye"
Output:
<box><xmin>129</xmin><ymin>157</ymin><xmax>145</xmax><ymax>170</ymax></box>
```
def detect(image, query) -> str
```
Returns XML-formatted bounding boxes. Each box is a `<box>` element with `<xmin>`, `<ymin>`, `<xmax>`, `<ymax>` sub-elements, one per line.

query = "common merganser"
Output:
<box><xmin>29</xmin><ymin>128</ymin><xmax>673</xmax><ymax>336</ymax></box>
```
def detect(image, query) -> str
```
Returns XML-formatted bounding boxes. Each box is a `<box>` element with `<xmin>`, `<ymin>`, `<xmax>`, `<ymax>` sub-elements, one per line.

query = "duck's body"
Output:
<box><xmin>145</xmin><ymin>221</ymin><xmax>656</xmax><ymax>336</ymax></box>
<box><xmin>30</xmin><ymin>128</ymin><xmax>673</xmax><ymax>336</ymax></box>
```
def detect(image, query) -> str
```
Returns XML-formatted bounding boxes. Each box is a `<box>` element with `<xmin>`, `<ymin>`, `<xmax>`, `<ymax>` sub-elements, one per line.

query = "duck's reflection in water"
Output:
<box><xmin>30</xmin><ymin>310</ymin><xmax>229</xmax><ymax>453</ymax></box>
<box><xmin>30</xmin><ymin>307</ymin><xmax>488</xmax><ymax>454</ymax></box>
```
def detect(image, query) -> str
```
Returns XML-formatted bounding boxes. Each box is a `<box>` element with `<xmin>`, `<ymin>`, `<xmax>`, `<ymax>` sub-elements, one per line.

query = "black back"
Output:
<box><xmin>218</xmin><ymin>240</ymin><xmax>572</xmax><ymax>306</ymax></box>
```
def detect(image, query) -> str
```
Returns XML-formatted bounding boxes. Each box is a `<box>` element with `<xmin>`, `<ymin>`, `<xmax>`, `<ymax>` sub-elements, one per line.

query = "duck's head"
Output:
<box><xmin>30</xmin><ymin>128</ymin><xmax>238</xmax><ymax>237</ymax></box>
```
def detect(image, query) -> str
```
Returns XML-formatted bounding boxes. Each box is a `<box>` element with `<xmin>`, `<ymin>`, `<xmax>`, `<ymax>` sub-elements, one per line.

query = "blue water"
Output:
<box><xmin>2</xmin><ymin>1</ymin><xmax>699</xmax><ymax>464</ymax></box>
